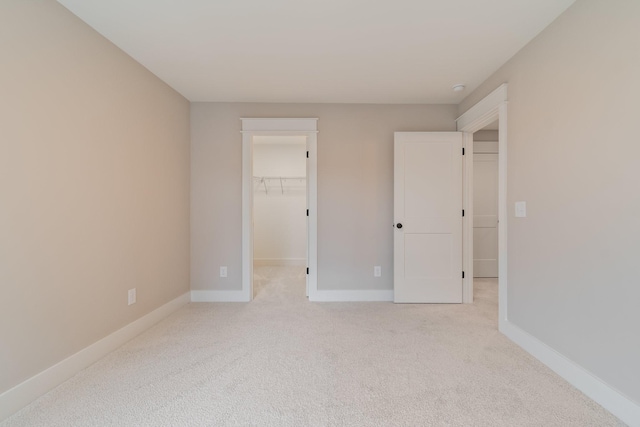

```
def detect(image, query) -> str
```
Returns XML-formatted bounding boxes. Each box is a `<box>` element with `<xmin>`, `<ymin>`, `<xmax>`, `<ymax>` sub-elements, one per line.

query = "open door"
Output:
<box><xmin>394</xmin><ymin>132</ymin><xmax>463</xmax><ymax>303</ymax></box>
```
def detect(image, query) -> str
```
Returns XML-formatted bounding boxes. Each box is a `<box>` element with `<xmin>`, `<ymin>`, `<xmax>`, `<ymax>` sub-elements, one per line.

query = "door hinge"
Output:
<box><xmin>462</xmin><ymin>147</ymin><xmax>465</xmax><ymax>155</ymax></box>
<box><xmin>306</xmin><ymin>209</ymin><xmax>309</xmax><ymax>216</ymax></box>
<box><xmin>462</xmin><ymin>271</ymin><xmax>465</xmax><ymax>279</ymax></box>
<box><xmin>462</xmin><ymin>209</ymin><xmax>465</xmax><ymax>217</ymax></box>
<box><xmin>306</xmin><ymin>267</ymin><xmax>309</xmax><ymax>275</ymax></box>
<box><xmin>306</xmin><ymin>151</ymin><xmax>309</xmax><ymax>158</ymax></box>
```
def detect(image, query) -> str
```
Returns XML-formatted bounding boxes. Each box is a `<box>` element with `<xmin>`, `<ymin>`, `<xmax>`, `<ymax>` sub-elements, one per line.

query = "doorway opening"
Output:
<box><xmin>241</xmin><ymin>118</ymin><xmax>318</xmax><ymax>302</ymax></box>
<box><xmin>252</xmin><ymin>136</ymin><xmax>308</xmax><ymax>299</ymax></box>
<box><xmin>457</xmin><ymin>83</ymin><xmax>507</xmax><ymax>331</ymax></box>
<box><xmin>471</xmin><ymin>122</ymin><xmax>499</xmax><ymax>313</ymax></box>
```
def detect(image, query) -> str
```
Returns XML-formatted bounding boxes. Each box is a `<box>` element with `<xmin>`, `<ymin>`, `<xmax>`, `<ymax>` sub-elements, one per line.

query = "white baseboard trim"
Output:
<box><xmin>191</xmin><ymin>290</ymin><xmax>247</xmax><ymax>302</ymax></box>
<box><xmin>0</xmin><ymin>292</ymin><xmax>190</xmax><ymax>422</ymax></box>
<box><xmin>501</xmin><ymin>320</ymin><xmax>640</xmax><ymax>427</ymax></box>
<box><xmin>310</xmin><ymin>289</ymin><xmax>394</xmax><ymax>302</ymax></box>
<box><xmin>254</xmin><ymin>258</ymin><xmax>306</xmax><ymax>267</ymax></box>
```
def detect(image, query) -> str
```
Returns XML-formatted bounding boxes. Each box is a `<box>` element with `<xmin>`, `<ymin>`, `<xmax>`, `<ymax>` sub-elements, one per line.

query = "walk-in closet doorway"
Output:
<box><xmin>252</xmin><ymin>136</ymin><xmax>307</xmax><ymax>297</ymax></box>
<box><xmin>241</xmin><ymin>118</ymin><xmax>318</xmax><ymax>302</ymax></box>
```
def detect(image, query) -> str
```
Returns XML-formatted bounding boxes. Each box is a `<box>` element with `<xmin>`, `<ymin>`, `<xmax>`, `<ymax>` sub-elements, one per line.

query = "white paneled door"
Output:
<box><xmin>394</xmin><ymin>132</ymin><xmax>463</xmax><ymax>303</ymax></box>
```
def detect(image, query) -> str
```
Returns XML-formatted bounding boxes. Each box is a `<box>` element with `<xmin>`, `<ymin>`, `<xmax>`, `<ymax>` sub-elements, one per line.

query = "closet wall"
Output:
<box><xmin>253</xmin><ymin>139</ymin><xmax>307</xmax><ymax>266</ymax></box>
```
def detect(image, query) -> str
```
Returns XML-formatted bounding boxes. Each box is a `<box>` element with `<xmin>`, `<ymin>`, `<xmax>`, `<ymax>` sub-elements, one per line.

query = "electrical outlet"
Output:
<box><xmin>220</xmin><ymin>266</ymin><xmax>227</xmax><ymax>278</ymax></box>
<box><xmin>374</xmin><ymin>266</ymin><xmax>382</xmax><ymax>277</ymax></box>
<box><xmin>128</xmin><ymin>288</ymin><xmax>136</xmax><ymax>305</ymax></box>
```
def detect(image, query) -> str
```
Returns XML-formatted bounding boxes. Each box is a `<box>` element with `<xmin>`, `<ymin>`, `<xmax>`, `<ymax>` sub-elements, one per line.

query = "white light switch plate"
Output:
<box><xmin>515</xmin><ymin>201</ymin><xmax>527</xmax><ymax>218</ymax></box>
<box><xmin>220</xmin><ymin>266</ymin><xmax>227</xmax><ymax>278</ymax></box>
<box><xmin>128</xmin><ymin>288</ymin><xmax>136</xmax><ymax>305</ymax></box>
<box><xmin>374</xmin><ymin>266</ymin><xmax>381</xmax><ymax>277</ymax></box>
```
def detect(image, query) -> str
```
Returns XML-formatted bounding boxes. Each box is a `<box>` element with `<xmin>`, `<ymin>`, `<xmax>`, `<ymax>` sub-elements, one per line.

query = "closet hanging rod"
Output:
<box><xmin>253</xmin><ymin>176</ymin><xmax>306</xmax><ymax>195</ymax></box>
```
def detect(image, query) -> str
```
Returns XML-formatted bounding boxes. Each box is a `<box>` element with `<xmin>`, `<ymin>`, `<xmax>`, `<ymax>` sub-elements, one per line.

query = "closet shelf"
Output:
<box><xmin>253</xmin><ymin>176</ymin><xmax>306</xmax><ymax>195</ymax></box>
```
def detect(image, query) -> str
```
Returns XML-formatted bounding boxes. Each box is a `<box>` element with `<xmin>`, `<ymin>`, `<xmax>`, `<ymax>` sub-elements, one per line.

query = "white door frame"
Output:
<box><xmin>241</xmin><ymin>118</ymin><xmax>318</xmax><ymax>301</ymax></box>
<box><xmin>456</xmin><ymin>84</ymin><xmax>508</xmax><ymax>331</ymax></box>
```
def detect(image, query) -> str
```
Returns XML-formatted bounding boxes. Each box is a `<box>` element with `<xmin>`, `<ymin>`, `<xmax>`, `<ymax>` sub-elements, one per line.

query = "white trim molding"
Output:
<box><xmin>456</xmin><ymin>84</ymin><xmax>508</xmax><ymax>130</ymax></box>
<box><xmin>241</xmin><ymin>118</ymin><xmax>318</xmax><ymax>302</ymax></box>
<box><xmin>0</xmin><ymin>292</ymin><xmax>190</xmax><ymax>421</ymax></box>
<box><xmin>312</xmin><ymin>290</ymin><xmax>394</xmax><ymax>302</ymax></box>
<box><xmin>240</xmin><ymin>118</ymin><xmax>318</xmax><ymax>133</ymax></box>
<box><xmin>502</xmin><ymin>321</ymin><xmax>640</xmax><ymax>427</ymax></box>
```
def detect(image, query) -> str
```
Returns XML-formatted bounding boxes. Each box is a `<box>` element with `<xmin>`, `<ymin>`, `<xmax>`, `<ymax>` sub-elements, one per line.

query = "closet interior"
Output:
<box><xmin>252</xmin><ymin>136</ymin><xmax>308</xmax><ymax>296</ymax></box>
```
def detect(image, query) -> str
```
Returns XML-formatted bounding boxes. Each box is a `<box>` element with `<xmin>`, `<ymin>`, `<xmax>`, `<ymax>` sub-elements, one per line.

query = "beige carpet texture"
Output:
<box><xmin>1</xmin><ymin>267</ymin><xmax>625</xmax><ymax>426</ymax></box>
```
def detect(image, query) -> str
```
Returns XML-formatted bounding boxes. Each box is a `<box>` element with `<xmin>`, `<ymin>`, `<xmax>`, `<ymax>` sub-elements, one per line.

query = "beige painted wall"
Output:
<box><xmin>0</xmin><ymin>1</ymin><xmax>190</xmax><ymax>394</ymax></box>
<box><xmin>191</xmin><ymin>103</ymin><xmax>456</xmax><ymax>292</ymax></box>
<box><xmin>459</xmin><ymin>0</ymin><xmax>640</xmax><ymax>403</ymax></box>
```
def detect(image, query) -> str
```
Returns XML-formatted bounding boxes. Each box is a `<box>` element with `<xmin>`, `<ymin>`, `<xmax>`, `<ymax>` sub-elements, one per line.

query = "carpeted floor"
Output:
<box><xmin>1</xmin><ymin>267</ymin><xmax>625</xmax><ymax>426</ymax></box>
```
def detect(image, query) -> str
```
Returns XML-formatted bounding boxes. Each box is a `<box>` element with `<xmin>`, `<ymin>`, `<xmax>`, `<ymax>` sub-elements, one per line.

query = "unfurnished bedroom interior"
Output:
<box><xmin>1</xmin><ymin>0</ymin><xmax>638</xmax><ymax>426</ymax></box>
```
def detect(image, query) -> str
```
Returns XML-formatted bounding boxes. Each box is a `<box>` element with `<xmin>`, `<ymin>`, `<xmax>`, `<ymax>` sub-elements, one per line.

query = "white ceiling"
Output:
<box><xmin>57</xmin><ymin>0</ymin><xmax>575</xmax><ymax>104</ymax></box>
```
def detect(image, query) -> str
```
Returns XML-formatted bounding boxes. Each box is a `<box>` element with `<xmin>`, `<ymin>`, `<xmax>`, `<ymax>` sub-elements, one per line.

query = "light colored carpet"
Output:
<box><xmin>1</xmin><ymin>267</ymin><xmax>625</xmax><ymax>426</ymax></box>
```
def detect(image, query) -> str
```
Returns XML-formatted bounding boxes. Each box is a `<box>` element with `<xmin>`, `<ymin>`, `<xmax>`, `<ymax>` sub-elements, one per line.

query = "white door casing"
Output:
<box><xmin>394</xmin><ymin>132</ymin><xmax>463</xmax><ymax>303</ymax></box>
